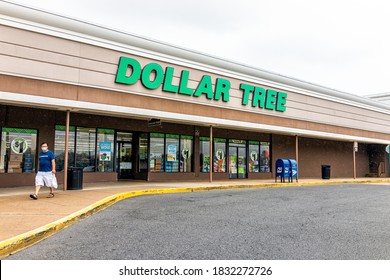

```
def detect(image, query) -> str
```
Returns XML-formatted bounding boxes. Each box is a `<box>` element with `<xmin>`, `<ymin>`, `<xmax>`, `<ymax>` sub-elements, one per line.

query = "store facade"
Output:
<box><xmin>1</xmin><ymin>2</ymin><xmax>390</xmax><ymax>188</ymax></box>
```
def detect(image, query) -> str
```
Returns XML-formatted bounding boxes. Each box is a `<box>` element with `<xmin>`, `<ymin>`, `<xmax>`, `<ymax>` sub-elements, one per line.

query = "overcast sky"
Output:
<box><xmin>6</xmin><ymin>0</ymin><xmax>390</xmax><ymax>96</ymax></box>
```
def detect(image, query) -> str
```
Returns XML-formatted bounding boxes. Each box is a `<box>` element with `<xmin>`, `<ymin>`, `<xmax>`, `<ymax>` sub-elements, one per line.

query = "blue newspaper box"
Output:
<box><xmin>275</xmin><ymin>159</ymin><xmax>290</xmax><ymax>182</ymax></box>
<box><xmin>288</xmin><ymin>159</ymin><xmax>298</xmax><ymax>182</ymax></box>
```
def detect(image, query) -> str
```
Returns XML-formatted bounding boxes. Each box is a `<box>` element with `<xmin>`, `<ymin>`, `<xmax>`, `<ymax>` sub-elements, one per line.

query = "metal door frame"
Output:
<box><xmin>116</xmin><ymin>140</ymin><xmax>134</xmax><ymax>179</ymax></box>
<box><xmin>228</xmin><ymin>145</ymin><xmax>247</xmax><ymax>179</ymax></box>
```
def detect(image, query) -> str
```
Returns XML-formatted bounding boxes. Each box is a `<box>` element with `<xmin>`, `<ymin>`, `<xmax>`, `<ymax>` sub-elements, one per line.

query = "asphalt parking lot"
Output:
<box><xmin>7</xmin><ymin>184</ymin><xmax>390</xmax><ymax>259</ymax></box>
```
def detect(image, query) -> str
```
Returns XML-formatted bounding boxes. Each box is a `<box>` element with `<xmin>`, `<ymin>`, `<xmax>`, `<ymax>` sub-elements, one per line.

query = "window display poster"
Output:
<box><xmin>167</xmin><ymin>144</ymin><xmax>177</xmax><ymax>161</ymax></box>
<box><xmin>229</xmin><ymin>155</ymin><xmax>237</xmax><ymax>174</ymax></box>
<box><xmin>202</xmin><ymin>155</ymin><xmax>210</xmax><ymax>172</ymax></box>
<box><xmin>99</xmin><ymin>142</ymin><xmax>112</xmax><ymax>161</ymax></box>
<box><xmin>249</xmin><ymin>150</ymin><xmax>259</xmax><ymax>172</ymax></box>
<box><xmin>214</xmin><ymin>149</ymin><xmax>226</xmax><ymax>172</ymax></box>
<box><xmin>23</xmin><ymin>154</ymin><xmax>34</xmax><ymax>172</ymax></box>
<box><xmin>11</xmin><ymin>138</ymin><xmax>28</xmax><ymax>154</ymax></box>
<box><xmin>181</xmin><ymin>148</ymin><xmax>191</xmax><ymax>159</ymax></box>
<box><xmin>238</xmin><ymin>156</ymin><xmax>245</xmax><ymax>174</ymax></box>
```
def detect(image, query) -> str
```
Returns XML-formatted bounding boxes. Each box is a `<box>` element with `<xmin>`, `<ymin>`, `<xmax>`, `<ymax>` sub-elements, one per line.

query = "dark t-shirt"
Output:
<box><xmin>39</xmin><ymin>150</ymin><xmax>55</xmax><ymax>172</ymax></box>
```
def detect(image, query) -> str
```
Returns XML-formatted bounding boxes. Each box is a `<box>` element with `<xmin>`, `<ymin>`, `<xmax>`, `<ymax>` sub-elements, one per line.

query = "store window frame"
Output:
<box><xmin>165</xmin><ymin>134</ymin><xmax>180</xmax><ymax>173</ymax></box>
<box><xmin>150</xmin><ymin>133</ymin><xmax>165</xmax><ymax>173</ymax></box>
<box><xmin>180</xmin><ymin>135</ymin><xmax>193</xmax><ymax>172</ymax></box>
<box><xmin>260</xmin><ymin>141</ymin><xmax>271</xmax><ymax>173</ymax></box>
<box><xmin>149</xmin><ymin>133</ymin><xmax>194</xmax><ymax>173</ymax></box>
<box><xmin>54</xmin><ymin>125</ymin><xmax>76</xmax><ymax>172</ymax></box>
<box><xmin>199</xmin><ymin>136</ymin><xmax>210</xmax><ymax>173</ymax></box>
<box><xmin>74</xmin><ymin>127</ymin><xmax>97</xmax><ymax>172</ymax></box>
<box><xmin>213</xmin><ymin>138</ymin><xmax>227</xmax><ymax>173</ymax></box>
<box><xmin>54</xmin><ymin>125</ymin><xmax>117</xmax><ymax>173</ymax></box>
<box><xmin>247</xmin><ymin>140</ymin><xmax>271</xmax><ymax>173</ymax></box>
<box><xmin>248</xmin><ymin>140</ymin><xmax>260</xmax><ymax>173</ymax></box>
<box><xmin>97</xmin><ymin>128</ymin><xmax>115</xmax><ymax>172</ymax></box>
<box><xmin>0</xmin><ymin>127</ymin><xmax>38</xmax><ymax>174</ymax></box>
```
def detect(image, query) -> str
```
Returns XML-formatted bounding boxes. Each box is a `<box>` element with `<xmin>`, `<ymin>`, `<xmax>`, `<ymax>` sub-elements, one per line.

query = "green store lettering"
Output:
<box><xmin>115</xmin><ymin>56</ymin><xmax>287</xmax><ymax>112</ymax></box>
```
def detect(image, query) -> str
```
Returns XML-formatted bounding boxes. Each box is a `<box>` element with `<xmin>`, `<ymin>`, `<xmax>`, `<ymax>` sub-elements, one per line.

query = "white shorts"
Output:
<box><xmin>35</xmin><ymin>171</ymin><xmax>58</xmax><ymax>188</ymax></box>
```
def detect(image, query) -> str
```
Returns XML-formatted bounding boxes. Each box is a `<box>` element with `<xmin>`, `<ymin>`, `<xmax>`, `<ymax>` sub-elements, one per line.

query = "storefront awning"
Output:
<box><xmin>2</xmin><ymin>91</ymin><xmax>390</xmax><ymax>145</ymax></box>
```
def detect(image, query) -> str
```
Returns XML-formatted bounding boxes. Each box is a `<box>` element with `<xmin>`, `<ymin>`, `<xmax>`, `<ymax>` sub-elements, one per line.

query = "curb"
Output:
<box><xmin>1</xmin><ymin>179</ymin><xmax>389</xmax><ymax>258</ymax></box>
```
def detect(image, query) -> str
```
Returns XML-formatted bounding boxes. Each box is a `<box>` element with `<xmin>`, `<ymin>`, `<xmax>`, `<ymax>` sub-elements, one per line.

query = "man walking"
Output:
<box><xmin>30</xmin><ymin>142</ymin><xmax>56</xmax><ymax>199</ymax></box>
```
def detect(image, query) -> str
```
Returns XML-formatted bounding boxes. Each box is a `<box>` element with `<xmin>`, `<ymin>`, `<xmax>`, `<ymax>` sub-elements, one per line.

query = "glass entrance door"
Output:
<box><xmin>117</xmin><ymin>141</ymin><xmax>133</xmax><ymax>179</ymax></box>
<box><xmin>229</xmin><ymin>145</ymin><xmax>247</xmax><ymax>179</ymax></box>
<box><xmin>237</xmin><ymin>147</ymin><xmax>247</xmax><ymax>178</ymax></box>
<box><xmin>229</xmin><ymin>146</ymin><xmax>238</xmax><ymax>179</ymax></box>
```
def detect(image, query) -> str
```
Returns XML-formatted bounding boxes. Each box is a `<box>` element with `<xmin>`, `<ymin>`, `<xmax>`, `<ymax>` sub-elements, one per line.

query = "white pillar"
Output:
<box><xmin>353</xmin><ymin>141</ymin><xmax>358</xmax><ymax>179</ymax></box>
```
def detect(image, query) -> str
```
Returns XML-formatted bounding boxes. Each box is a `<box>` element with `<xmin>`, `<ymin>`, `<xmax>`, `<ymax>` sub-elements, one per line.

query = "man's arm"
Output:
<box><xmin>51</xmin><ymin>159</ymin><xmax>56</xmax><ymax>174</ymax></box>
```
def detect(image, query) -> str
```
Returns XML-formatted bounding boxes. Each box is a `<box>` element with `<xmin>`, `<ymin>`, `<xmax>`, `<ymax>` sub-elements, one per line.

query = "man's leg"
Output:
<box><xmin>31</xmin><ymin>173</ymin><xmax>43</xmax><ymax>199</ymax></box>
<box><xmin>34</xmin><ymin>185</ymin><xmax>41</xmax><ymax>196</ymax></box>
<box><xmin>30</xmin><ymin>185</ymin><xmax>41</xmax><ymax>200</ymax></box>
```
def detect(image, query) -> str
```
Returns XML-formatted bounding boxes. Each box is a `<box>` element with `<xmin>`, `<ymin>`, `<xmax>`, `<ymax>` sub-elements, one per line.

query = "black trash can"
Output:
<box><xmin>321</xmin><ymin>165</ymin><xmax>331</xmax><ymax>179</ymax></box>
<box><xmin>67</xmin><ymin>167</ymin><xmax>83</xmax><ymax>190</ymax></box>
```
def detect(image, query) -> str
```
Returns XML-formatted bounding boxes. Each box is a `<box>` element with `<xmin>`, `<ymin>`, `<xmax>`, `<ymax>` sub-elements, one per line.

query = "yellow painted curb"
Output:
<box><xmin>1</xmin><ymin>179</ymin><xmax>389</xmax><ymax>258</ymax></box>
<box><xmin>0</xmin><ymin>187</ymin><xmax>199</xmax><ymax>259</ymax></box>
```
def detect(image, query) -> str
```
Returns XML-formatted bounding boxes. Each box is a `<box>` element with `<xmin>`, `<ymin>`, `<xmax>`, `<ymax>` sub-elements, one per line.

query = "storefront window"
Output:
<box><xmin>248</xmin><ymin>141</ymin><xmax>260</xmax><ymax>173</ymax></box>
<box><xmin>0</xmin><ymin>127</ymin><xmax>37</xmax><ymax>173</ymax></box>
<box><xmin>180</xmin><ymin>136</ymin><xmax>193</xmax><ymax>172</ymax></box>
<box><xmin>166</xmin><ymin>134</ymin><xmax>179</xmax><ymax>172</ymax></box>
<box><xmin>150</xmin><ymin>133</ymin><xmax>165</xmax><ymax>172</ymax></box>
<box><xmin>149</xmin><ymin>133</ymin><xmax>193</xmax><ymax>173</ymax></box>
<box><xmin>54</xmin><ymin>125</ymin><xmax>75</xmax><ymax>172</ymax></box>
<box><xmin>97</xmin><ymin>128</ymin><xmax>114</xmax><ymax>172</ymax></box>
<box><xmin>139</xmin><ymin>133</ymin><xmax>148</xmax><ymax>172</ymax></box>
<box><xmin>200</xmin><ymin>137</ymin><xmax>210</xmax><ymax>172</ymax></box>
<box><xmin>214</xmin><ymin>138</ymin><xmax>226</xmax><ymax>172</ymax></box>
<box><xmin>75</xmin><ymin>127</ymin><xmax>96</xmax><ymax>171</ymax></box>
<box><xmin>56</xmin><ymin>126</ymin><xmax>140</xmax><ymax>174</ymax></box>
<box><xmin>260</xmin><ymin>142</ymin><xmax>271</xmax><ymax>172</ymax></box>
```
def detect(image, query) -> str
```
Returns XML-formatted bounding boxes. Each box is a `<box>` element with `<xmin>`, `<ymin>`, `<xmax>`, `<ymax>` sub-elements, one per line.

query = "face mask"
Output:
<box><xmin>41</xmin><ymin>147</ymin><xmax>48</xmax><ymax>152</ymax></box>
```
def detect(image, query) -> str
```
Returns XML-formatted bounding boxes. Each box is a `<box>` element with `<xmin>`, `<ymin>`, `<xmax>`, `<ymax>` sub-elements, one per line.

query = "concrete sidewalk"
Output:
<box><xmin>1</xmin><ymin>177</ymin><xmax>389</xmax><ymax>258</ymax></box>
